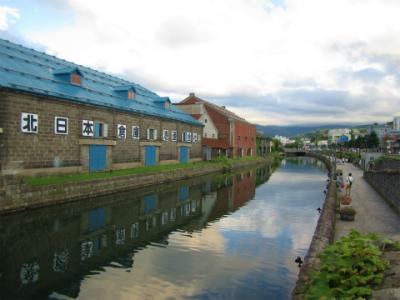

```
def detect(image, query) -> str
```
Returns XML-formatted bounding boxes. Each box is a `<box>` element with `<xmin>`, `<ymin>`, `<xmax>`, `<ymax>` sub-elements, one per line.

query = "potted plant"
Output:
<box><xmin>340</xmin><ymin>195</ymin><xmax>352</xmax><ymax>205</ymax></box>
<box><xmin>340</xmin><ymin>207</ymin><xmax>356</xmax><ymax>221</ymax></box>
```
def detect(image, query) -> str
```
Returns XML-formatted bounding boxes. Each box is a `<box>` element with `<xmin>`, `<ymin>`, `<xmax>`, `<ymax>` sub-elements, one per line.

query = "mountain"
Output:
<box><xmin>256</xmin><ymin>124</ymin><xmax>353</xmax><ymax>138</ymax></box>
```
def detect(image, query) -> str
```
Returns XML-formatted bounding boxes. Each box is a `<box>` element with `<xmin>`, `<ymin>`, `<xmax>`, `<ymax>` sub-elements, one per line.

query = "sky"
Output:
<box><xmin>1</xmin><ymin>0</ymin><xmax>400</xmax><ymax>126</ymax></box>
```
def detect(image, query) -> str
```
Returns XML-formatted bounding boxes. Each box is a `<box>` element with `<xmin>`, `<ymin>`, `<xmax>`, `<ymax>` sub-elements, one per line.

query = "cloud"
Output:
<box><xmin>4</xmin><ymin>0</ymin><xmax>400</xmax><ymax>124</ymax></box>
<box><xmin>0</xmin><ymin>6</ymin><xmax>19</xmax><ymax>30</ymax></box>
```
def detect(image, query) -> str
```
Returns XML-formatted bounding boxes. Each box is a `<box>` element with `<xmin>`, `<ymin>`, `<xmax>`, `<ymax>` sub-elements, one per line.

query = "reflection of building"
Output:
<box><xmin>256</xmin><ymin>165</ymin><xmax>272</xmax><ymax>187</ymax></box>
<box><xmin>0</xmin><ymin>182</ymin><xmax>204</xmax><ymax>299</ymax></box>
<box><xmin>176</xmin><ymin>93</ymin><xmax>256</xmax><ymax>159</ymax></box>
<box><xmin>0</xmin><ymin>165</ymin><xmax>272</xmax><ymax>299</ymax></box>
<box><xmin>0</xmin><ymin>39</ymin><xmax>202</xmax><ymax>176</ymax></box>
<box><xmin>232</xmin><ymin>171</ymin><xmax>256</xmax><ymax>208</ymax></box>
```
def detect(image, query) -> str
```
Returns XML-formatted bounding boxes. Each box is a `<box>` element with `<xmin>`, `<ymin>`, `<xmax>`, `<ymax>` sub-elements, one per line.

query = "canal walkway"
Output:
<box><xmin>334</xmin><ymin>162</ymin><xmax>400</xmax><ymax>299</ymax></box>
<box><xmin>335</xmin><ymin>162</ymin><xmax>400</xmax><ymax>242</ymax></box>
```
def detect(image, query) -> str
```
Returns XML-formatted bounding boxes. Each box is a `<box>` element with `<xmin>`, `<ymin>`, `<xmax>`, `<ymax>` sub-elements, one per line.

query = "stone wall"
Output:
<box><xmin>364</xmin><ymin>169</ymin><xmax>400</xmax><ymax>214</ymax></box>
<box><xmin>292</xmin><ymin>180</ymin><xmax>336</xmax><ymax>299</ymax></box>
<box><xmin>0</xmin><ymin>158</ymin><xmax>267</xmax><ymax>214</ymax></box>
<box><xmin>373</xmin><ymin>158</ymin><xmax>400</xmax><ymax>171</ymax></box>
<box><xmin>0</xmin><ymin>90</ymin><xmax>202</xmax><ymax>173</ymax></box>
<box><xmin>292</xmin><ymin>153</ymin><xmax>336</xmax><ymax>299</ymax></box>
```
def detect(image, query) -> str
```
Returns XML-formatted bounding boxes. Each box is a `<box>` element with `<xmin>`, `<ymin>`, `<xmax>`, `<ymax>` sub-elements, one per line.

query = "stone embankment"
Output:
<box><xmin>0</xmin><ymin>158</ymin><xmax>270</xmax><ymax>214</ymax></box>
<box><xmin>292</xmin><ymin>153</ymin><xmax>336</xmax><ymax>299</ymax></box>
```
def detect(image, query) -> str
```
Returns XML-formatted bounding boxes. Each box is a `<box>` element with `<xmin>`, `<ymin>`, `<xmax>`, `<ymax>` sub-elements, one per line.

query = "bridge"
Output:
<box><xmin>283</xmin><ymin>148</ymin><xmax>306</xmax><ymax>156</ymax></box>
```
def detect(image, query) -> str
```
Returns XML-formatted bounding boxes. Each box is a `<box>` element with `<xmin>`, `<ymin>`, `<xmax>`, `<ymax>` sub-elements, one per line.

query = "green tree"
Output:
<box><xmin>366</xmin><ymin>131</ymin><xmax>380</xmax><ymax>149</ymax></box>
<box><xmin>271</xmin><ymin>139</ymin><xmax>282</xmax><ymax>152</ymax></box>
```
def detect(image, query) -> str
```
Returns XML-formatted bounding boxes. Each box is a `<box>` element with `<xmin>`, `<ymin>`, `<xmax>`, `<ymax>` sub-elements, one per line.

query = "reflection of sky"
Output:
<box><xmin>73</xmin><ymin>158</ymin><xmax>326</xmax><ymax>300</ymax></box>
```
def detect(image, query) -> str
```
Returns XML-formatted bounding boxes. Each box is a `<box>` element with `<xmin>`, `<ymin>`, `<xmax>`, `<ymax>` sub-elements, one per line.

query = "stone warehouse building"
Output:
<box><xmin>0</xmin><ymin>39</ymin><xmax>203</xmax><ymax>175</ymax></box>
<box><xmin>176</xmin><ymin>93</ymin><xmax>256</xmax><ymax>159</ymax></box>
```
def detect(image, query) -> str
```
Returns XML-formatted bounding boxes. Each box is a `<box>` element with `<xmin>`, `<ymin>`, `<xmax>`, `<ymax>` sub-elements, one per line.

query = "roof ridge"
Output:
<box><xmin>189</xmin><ymin>95</ymin><xmax>249</xmax><ymax>123</ymax></box>
<box><xmin>0</xmin><ymin>66</ymin><xmax>163</xmax><ymax>109</ymax></box>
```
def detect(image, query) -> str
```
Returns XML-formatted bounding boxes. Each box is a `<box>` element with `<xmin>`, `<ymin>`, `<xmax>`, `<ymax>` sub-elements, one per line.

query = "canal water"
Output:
<box><xmin>0</xmin><ymin>157</ymin><xmax>328</xmax><ymax>300</ymax></box>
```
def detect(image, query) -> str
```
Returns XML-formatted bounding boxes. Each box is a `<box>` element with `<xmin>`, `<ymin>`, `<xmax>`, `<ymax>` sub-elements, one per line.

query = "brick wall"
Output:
<box><xmin>0</xmin><ymin>90</ymin><xmax>202</xmax><ymax>173</ymax></box>
<box><xmin>234</xmin><ymin>121</ymin><xmax>256</xmax><ymax>156</ymax></box>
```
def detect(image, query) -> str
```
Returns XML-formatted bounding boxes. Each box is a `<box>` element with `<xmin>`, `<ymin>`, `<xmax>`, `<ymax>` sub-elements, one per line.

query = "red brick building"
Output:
<box><xmin>176</xmin><ymin>93</ymin><xmax>256</xmax><ymax>159</ymax></box>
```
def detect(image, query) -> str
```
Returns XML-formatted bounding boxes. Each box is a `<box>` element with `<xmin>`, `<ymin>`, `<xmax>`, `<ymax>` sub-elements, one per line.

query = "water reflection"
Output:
<box><xmin>0</xmin><ymin>158</ymin><xmax>326</xmax><ymax>300</ymax></box>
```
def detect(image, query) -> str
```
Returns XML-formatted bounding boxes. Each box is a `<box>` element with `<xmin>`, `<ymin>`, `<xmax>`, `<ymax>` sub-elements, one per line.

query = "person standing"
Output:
<box><xmin>345</xmin><ymin>173</ymin><xmax>353</xmax><ymax>196</ymax></box>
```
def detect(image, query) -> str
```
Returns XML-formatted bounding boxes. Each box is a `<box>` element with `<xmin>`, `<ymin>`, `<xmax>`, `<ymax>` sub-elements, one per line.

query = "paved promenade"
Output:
<box><xmin>334</xmin><ymin>163</ymin><xmax>400</xmax><ymax>299</ymax></box>
<box><xmin>335</xmin><ymin>162</ymin><xmax>400</xmax><ymax>242</ymax></box>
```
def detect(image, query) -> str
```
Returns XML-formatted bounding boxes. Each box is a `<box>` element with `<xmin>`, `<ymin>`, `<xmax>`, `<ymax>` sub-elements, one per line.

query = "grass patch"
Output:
<box><xmin>25</xmin><ymin>155</ymin><xmax>265</xmax><ymax>186</ymax></box>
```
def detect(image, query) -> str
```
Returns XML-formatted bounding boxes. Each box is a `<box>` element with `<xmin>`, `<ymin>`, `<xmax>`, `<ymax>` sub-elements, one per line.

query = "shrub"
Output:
<box><xmin>339</xmin><ymin>206</ymin><xmax>356</xmax><ymax>215</ymax></box>
<box><xmin>305</xmin><ymin>231</ymin><xmax>389</xmax><ymax>299</ymax></box>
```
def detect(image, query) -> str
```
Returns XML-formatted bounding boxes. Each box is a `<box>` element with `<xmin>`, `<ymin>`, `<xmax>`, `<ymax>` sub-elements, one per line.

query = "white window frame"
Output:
<box><xmin>162</xmin><ymin>129</ymin><xmax>169</xmax><ymax>141</ymax></box>
<box><xmin>132</xmin><ymin>126</ymin><xmax>140</xmax><ymax>139</ymax></box>
<box><xmin>117</xmin><ymin>124</ymin><xmax>127</xmax><ymax>139</ymax></box>
<box><xmin>171</xmin><ymin>130</ymin><xmax>177</xmax><ymax>142</ymax></box>
<box><xmin>192</xmin><ymin>132</ymin><xmax>198</xmax><ymax>143</ymax></box>
<box><xmin>186</xmin><ymin>132</ymin><xmax>192</xmax><ymax>143</ymax></box>
<box><xmin>54</xmin><ymin>116</ymin><xmax>68</xmax><ymax>135</ymax></box>
<box><xmin>103</xmin><ymin>123</ymin><xmax>108</xmax><ymax>137</ymax></box>
<box><xmin>147</xmin><ymin>128</ymin><xmax>158</xmax><ymax>140</ymax></box>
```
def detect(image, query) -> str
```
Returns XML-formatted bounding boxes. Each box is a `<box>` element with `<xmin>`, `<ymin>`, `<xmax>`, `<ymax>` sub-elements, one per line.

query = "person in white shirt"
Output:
<box><xmin>346</xmin><ymin>173</ymin><xmax>353</xmax><ymax>196</ymax></box>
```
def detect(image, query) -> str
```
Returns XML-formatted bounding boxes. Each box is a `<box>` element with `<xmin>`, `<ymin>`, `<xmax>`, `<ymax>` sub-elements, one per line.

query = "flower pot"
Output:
<box><xmin>340</xmin><ymin>196</ymin><xmax>352</xmax><ymax>205</ymax></box>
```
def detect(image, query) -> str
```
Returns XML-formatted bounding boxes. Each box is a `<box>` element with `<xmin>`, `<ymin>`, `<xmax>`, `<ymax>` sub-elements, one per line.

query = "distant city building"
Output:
<box><xmin>317</xmin><ymin>140</ymin><xmax>329</xmax><ymax>147</ymax></box>
<box><xmin>274</xmin><ymin>135</ymin><xmax>294</xmax><ymax>146</ymax></box>
<box><xmin>327</xmin><ymin>129</ymin><xmax>352</xmax><ymax>144</ymax></box>
<box><xmin>360</xmin><ymin>152</ymin><xmax>383</xmax><ymax>171</ymax></box>
<box><xmin>368</xmin><ymin>123</ymin><xmax>390</xmax><ymax>143</ymax></box>
<box><xmin>393</xmin><ymin>116</ymin><xmax>400</xmax><ymax>132</ymax></box>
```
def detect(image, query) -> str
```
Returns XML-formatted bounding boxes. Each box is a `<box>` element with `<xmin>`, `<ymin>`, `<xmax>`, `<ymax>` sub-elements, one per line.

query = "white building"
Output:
<box><xmin>393</xmin><ymin>116</ymin><xmax>400</xmax><ymax>132</ymax></box>
<box><xmin>328</xmin><ymin>128</ymin><xmax>352</xmax><ymax>144</ymax></box>
<box><xmin>317</xmin><ymin>140</ymin><xmax>329</xmax><ymax>147</ymax></box>
<box><xmin>368</xmin><ymin>124</ymin><xmax>391</xmax><ymax>142</ymax></box>
<box><xmin>177</xmin><ymin>102</ymin><xmax>218</xmax><ymax>139</ymax></box>
<box><xmin>274</xmin><ymin>135</ymin><xmax>295</xmax><ymax>146</ymax></box>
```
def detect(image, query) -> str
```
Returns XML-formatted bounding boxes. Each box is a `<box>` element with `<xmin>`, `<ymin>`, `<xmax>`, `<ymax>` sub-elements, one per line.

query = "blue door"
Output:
<box><xmin>180</xmin><ymin>146</ymin><xmax>189</xmax><ymax>163</ymax></box>
<box><xmin>89</xmin><ymin>145</ymin><xmax>106</xmax><ymax>172</ymax></box>
<box><xmin>145</xmin><ymin>145</ymin><xmax>157</xmax><ymax>166</ymax></box>
<box><xmin>88</xmin><ymin>207</ymin><xmax>106</xmax><ymax>232</ymax></box>
<box><xmin>179</xmin><ymin>186</ymin><xmax>189</xmax><ymax>201</ymax></box>
<box><xmin>143</xmin><ymin>194</ymin><xmax>157</xmax><ymax>214</ymax></box>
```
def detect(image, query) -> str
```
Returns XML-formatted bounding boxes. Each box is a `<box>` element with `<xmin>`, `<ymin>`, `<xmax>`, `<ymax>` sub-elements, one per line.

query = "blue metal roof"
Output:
<box><xmin>0</xmin><ymin>39</ymin><xmax>202</xmax><ymax>126</ymax></box>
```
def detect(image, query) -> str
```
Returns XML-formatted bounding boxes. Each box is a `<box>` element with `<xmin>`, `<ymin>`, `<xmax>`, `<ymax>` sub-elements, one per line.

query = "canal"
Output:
<box><xmin>0</xmin><ymin>157</ymin><xmax>328</xmax><ymax>300</ymax></box>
